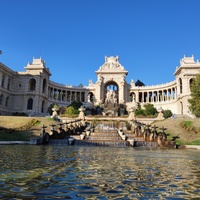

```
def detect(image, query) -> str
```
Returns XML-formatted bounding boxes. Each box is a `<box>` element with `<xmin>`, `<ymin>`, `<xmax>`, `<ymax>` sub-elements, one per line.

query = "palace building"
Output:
<box><xmin>0</xmin><ymin>55</ymin><xmax>199</xmax><ymax>117</ymax></box>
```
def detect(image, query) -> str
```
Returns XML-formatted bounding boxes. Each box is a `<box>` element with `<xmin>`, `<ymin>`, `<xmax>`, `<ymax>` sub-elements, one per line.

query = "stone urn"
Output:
<box><xmin>128</xmin><ymin>107</ymin><xmax>137</xmax><ymax>120</ymax></box>
<box><xmin>78</xmin><ymin>106</ymin><xmax>86</xmax><ymax>120</ymax></box>
<box><xmin>52</xmin><ymin>106</ymin><xmax>59</xmax><ymax>119</ymax></box>
<box><xmin>157</xmin><ymin>107</ymin><xmax>164</xmax><ymax>120</ymax></box>
<box><xmin>86</xmin><ymin>130</ymin><xmax>91</xmax><ymax>136</ymax></box>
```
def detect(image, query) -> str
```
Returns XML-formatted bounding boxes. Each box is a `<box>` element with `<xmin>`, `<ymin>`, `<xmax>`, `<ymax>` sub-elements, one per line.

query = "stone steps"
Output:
<box><xmin>134</xmin><ymin>141</ymin><xmax>158</xmax><ymax>147</ymax></box>
<box><xmin>90</xmin><ymin>132</ymin><xmax>119</xmax><ymax>137</ymax></box>
<box><xmin>87</xmin><ymin>136</ymin><xmax>122</xmax><ymax>140</ymax></box>
<box><xmin>75</xmin><ymin>140</ymin><xmax>129</xmax><ymax>147</ymax></box>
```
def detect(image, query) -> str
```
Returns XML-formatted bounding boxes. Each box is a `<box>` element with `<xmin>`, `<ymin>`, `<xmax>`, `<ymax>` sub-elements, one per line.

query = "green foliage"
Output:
<box><xmin>65</xmin><ymin>106</ymin><xmax>75</xmax><ymax>116</ymax></box>
<box><xmin>177</xmin><ymin>139</ymin><xmax>200</xmax><ymax>145</ymax></box>
<box><xmin>189</xmin><ymin>140</ymin><xmax>200</xmax><ymax>145</ymax></box>
<box><xmin>163</xmin><ymin>109</ymin><xmax>173</xmax><ymax>119</ymax></box>
<box><xmin>65</xmin><ymin>106</ymin><xmax>79</xmax><ymax>117</ymax></box>
<box><xmin>70</xmin><ymin>101</ymin><xmax>82</xmax><ymax>110</ymax></box>
<box><xmin>135</xmin><ymin>104</ymin><xmax>145</xmax><ymax>116</ymax></box>
<box><xmin>184</xmin><ymin>120</ymin><xmax>192</xmax><ymax>127</ymax></box>
<box><xmin>47</xmin><ymin>117</ymin><xmax>57</xmax><ymax>121</ymax></box>
<box><xmin>188</xmin><ymin>73</ymin><xmax>200</xmax><ymax>117</ymax></box>
<box><xmin>18</xmin><ymin>119</ymin><xmax>40</xmax><ymax>131</ymax></box>
<box><xmin>59</xmin><ymin>106</ymin><xmax>67</xmax><ymax>115</ymax></box>
<box><xmin>180</xmin><ymin>120</ymin><xmax>197</xmax><ymax>132</ymax></box>
<box><xmin>143</xmin><ymin>103</ymin><xmax>158</xmax><ymax>116</ymax></box>
<box><xmin>135</xmin><ymin>103</ymin><xmax>157</xmax><ymax>117</ymax></box>
<box><xmin>63</xmin><ymin>101</ymin><xmax>82</xmax><ymax>117</ymax></box>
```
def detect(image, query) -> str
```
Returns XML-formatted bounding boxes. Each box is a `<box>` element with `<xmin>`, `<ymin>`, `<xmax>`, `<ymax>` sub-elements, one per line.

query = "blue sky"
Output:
<box><xmin>1</xmin><ymin>0</ymin><xmax>200</xmax><ymax>86</ymax></box>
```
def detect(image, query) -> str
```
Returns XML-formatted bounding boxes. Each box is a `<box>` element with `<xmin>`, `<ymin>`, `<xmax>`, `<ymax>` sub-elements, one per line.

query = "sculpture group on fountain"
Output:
<box><xmin>105</xmin><ymin>89</ymin><xmax>118</xmax><ymax>105</ymax></box>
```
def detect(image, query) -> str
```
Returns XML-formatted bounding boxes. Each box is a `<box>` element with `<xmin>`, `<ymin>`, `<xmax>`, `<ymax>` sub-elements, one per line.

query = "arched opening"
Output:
<box><xmin>42</xmin><ymin>78</ymin><xmax>46</xmax><ymax>93</ymax></box>
<box><xmin>104</xmin><ymin>81</ymin><xmax>118</xmax><ymax>104</ymax></box>
<box><xmin>29</xmin><ymin>78</ymin><xmax>36</xmax><ymax>91</ymax></box>
<box><xmin>130</xmin><ymin>92</ymin><xmax>136</xmax><ymax>102</ymax></box>
<box><xmin>179</xmin><ymin>78</ymin><xmax>182</xmax><ymax>94</ymax></box>
<box><xmin>7</xmin><ymin>78</ymin><xmax>11</xmax><ymax>90</ymax></box>
<box><xmin>0</xmin><ymin>94</ymin><xmax>3</xmax><ymax>105</ymax></box>
<box><xmin>27</xmin><ymin>98</ymin><xmax>33</xmax><ymax>110</ymax></box>
<box><xmin>88</xmin><ymin>92</ymin><xmax>94</xmax><ymax>103</ymax></box>
<box><xmin>5</xmin><ymin>96</ymin><xmax>9</xmax><ymax>107</ymax></box>
<box><xmin>1</xmin><ymin>75</ymin><xmax>5</xmax><ymax>87</ymax></box>
<box><xmin>189</xmin><ymin>78</ymin><xmax>195</xmax><ymax>92</ymax></box>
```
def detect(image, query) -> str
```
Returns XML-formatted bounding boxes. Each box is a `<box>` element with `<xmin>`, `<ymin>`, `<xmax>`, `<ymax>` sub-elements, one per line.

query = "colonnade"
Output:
<box><xmin>48</xmin><ymin>86</ymin><xmax>87</xmax><ymax>103</ymax></box>
<box><xmin>132</xmin><ymin>86</ymin><xmax>177</xmax><ymax>103</ymax></box>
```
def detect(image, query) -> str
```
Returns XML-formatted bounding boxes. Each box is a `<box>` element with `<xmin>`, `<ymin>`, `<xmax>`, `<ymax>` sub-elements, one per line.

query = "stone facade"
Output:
<box><xmin>0</xmin><ymin>55</ymin><xmax>199</xmax><ymax>116</ymax></box>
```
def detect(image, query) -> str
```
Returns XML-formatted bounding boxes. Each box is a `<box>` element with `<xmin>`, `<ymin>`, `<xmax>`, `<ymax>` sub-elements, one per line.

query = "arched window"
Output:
<box><xmin>88</xmin><ymin>92</ymin><xmax>94</xmax><ymax>103</ymax></box>
<box><xmin>7</xmin><ymin>78</ymin><xmax>11</xmax><ymax>90</ymax></box>
<box><xmin>1</xmin><ymin>75</ymin><xmax>5</xmax><ymax>87</ymax></box>
<box><xmin>130</xmin><ymin>92</ymin><xmax>136</xmax><ymax>102</ymax></box>
<box><xmin>42</xmin><ymin>78</ymin><xmax>46</xmax><ymax>93</ymax></box>
<box><xmin>29</xmin><ymin>78</ymin><xmax>36</xmax><ymax>91</ymax></box>
<box><xmin>27</xmin><ymin>98</ymin><xmax>33</xmax><ymax>110</ymax></box>
<box><xmin>179</xmin><ymin>78</ymin><xmax>182</xmax><ymax>94</ymax></box>
<box><xmin>189</xmin><ymin>78</ymin><xmax>194</xmax><ymax>92</ymax></box>
<box><xmin>104</xmin><ymin>82</ymin><xmax>118</xmax><ymax>104</ymax></box>
<box><xmin>5</xmin><ymin>96</ymin><xmax>9</xmax><ymax>107</ymax></box>
<box><xmin>0</xmin><ymin>94</ymin><xmax>3</xmax><ymax>105</ymax></box>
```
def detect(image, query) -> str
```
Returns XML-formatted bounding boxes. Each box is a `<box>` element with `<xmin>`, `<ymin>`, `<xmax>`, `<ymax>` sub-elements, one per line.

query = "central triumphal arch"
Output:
<box><xmin>94</xmin><ymin>56</ymin><xmax>129</xmax><ymax>105</ymax></box>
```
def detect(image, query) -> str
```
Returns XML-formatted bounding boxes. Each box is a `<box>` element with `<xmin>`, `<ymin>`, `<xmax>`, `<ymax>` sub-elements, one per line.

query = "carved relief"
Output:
<box><xmin>98</xmin><ymin>56</ymin><xmax>125</xmax><ymax>71</ymax></box>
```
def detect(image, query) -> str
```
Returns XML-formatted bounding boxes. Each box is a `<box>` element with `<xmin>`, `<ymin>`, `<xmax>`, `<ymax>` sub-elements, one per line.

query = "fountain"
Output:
<box><xmin>33</xmin><ymin>103</ymin><xmax>179</xmax><ymax>148</ymax></box>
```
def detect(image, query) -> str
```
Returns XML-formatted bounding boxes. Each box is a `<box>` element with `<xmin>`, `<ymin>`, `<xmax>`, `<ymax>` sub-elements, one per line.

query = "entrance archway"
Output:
<box><xmin>104</xmin><ymin>81</ymin><xmax>119</xmax><ymax>104</ymax></box>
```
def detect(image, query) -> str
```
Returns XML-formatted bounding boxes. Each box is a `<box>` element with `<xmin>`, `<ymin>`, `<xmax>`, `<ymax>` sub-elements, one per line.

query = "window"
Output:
<box><xmin>7</xmin><ymin>78</ymin><xmax>11</xmax><ymax>90</ymax></box>
<box><xmin>179</xmin><ymin>78</ymin><xmax>182</xmax><ymax>94</ymax></box>
<box><xmin>29</xmin><ymin>78</ymin><xmax>36</xmax><ymax>91</ymax></box>
<box><xmin>42</xmin><ymin>78</ymin><xmax>46</xmax><ymax>93</ymax></box>
<box><xmin>0</xmin><ymin>94</ymin><xmax>3</xmax><ymax>105</ymax></box>
<box><xmin>5</xmin><ymin>96</ymin><xmax>9</xmax><ymax>107</ymax></box>
<box><xmin>1</xmin><ymin>75</ymin><xmax>5</xmax><ymax>87</ymax></box>
<box><xmin>27</xmin><ymin>98</ymin><xmax>33</xmax><ymax>110</ymax></box>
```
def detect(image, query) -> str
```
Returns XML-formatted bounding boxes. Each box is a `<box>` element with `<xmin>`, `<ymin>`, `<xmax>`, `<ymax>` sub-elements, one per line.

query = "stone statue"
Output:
<box><xmin>88</xmin><ymin>94</ymin><xmax>91</xmax><ymax>102</ymax></box>
<box><xmin>131</xmin><ymin>79</ymin><xmax>135</xmax><ymax>87</ymax></box>
<box><xmin>105</xmin><ymin>89</ymin><xmax>117</xmax><ymax>104</ymax></box>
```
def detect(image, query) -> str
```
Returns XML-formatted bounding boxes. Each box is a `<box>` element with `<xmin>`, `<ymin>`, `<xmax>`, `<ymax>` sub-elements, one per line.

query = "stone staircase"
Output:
<box><xmin>123</xmin><ymin>130</ymin><xmax>158</xmax><ymax>148</ymax></box>
<box><xmin>74</xmin><ymin>130</ymin><xmax>130</xmax><ymax>147</ymax></box>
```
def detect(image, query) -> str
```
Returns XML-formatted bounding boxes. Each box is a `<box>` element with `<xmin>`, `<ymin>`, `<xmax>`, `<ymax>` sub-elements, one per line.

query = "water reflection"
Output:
<box><xmin>0</xmin><ymin>145</ymin><xmax>200</xmax><ymax>199</ymax></box>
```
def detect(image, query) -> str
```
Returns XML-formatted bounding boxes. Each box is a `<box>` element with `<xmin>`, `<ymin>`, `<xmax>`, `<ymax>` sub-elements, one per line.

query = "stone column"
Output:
<box><xmin>118</xmin><ymin>82</ymin><xmax>125</xmax><ymax>104</ymax></box>
<box><xmin>69</xmin><ymin>91</ymin><xmax>72</xmax><ymax>103</ymax></box>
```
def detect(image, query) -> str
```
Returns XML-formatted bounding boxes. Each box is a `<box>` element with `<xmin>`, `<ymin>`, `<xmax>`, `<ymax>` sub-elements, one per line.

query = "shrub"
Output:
<box><xmin>135</xmin><ymin>103</ymin><xmax>146</xmax><ymax>116</ymax></box>
<box><xmin>59</xmin><ymin>106</ymin><xmax>67</xmax><ymax>115</ymax></box>
<box><xmin>143</xmin><ymin>103</ymin><xmax>158</xmax><ymax>116</ymax></box>
<box><xmin>163</xmin><ymin>109</ymin><xmax>173</xmax><ymax>118</ymax></box>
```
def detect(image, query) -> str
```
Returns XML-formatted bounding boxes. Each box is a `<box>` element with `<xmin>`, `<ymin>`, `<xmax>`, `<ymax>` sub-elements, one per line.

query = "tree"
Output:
<box><xmin>135</xmin><ymin>103</ymin><xmax>145</xmax><ymax>116</ymax></box>
<box><xmin>64</xmin><ymin>101</ymin><xmax>82</xmax><ymax>117</ymax></box>
<box><xmin>70</xmin><ymin>101</ymin><xmax>82</xmax><ymax>110</ymax></box>
<box><xmin>65</xmin><ymin>106</ymin><xmax>76</xmax><ymax>116</ymax></box>
<box><xmin>143</xmin><ymin>103</ymin><xmax>158</xmax><ymax>116</ymax></box>
<box><xmin>188</xmin><ymin>73</ymin><xmax>200</xmax><ymax>117</ymax></box>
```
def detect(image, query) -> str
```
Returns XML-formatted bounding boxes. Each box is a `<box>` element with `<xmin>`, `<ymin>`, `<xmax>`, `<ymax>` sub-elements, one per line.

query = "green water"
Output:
<box><xmin>0</xmin><ymin>145</ymin><xmax>200</xmax><ymax>199</ymax></box>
